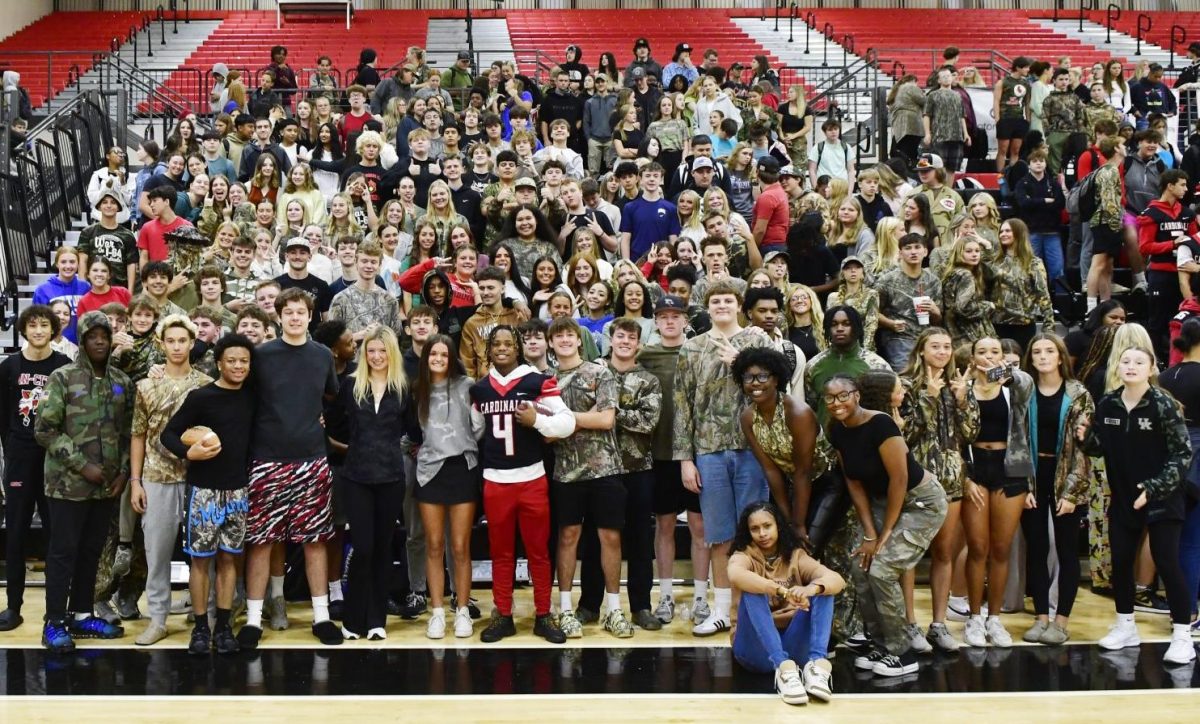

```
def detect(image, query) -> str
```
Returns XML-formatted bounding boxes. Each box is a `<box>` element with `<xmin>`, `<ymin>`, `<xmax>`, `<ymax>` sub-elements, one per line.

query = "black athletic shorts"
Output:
<box><xmin>1090</xmin><ymin>223</ymin><xmax>1124</xmax><ymax>258</ymax></box>
<box><xmin>970</xmin><ymin>447</ymin><xmax>1029</xmax><ymax>499</ymax></box>
<box><xmin>995</xmin><ymin>117</ymin><xmax>1030</xmax><ymax>141</ymax></box>
<box><xmin>553</xmin><ymin>475</ymin><xmax>626</xmax><ymax>529</ymax></box>
<box><xmin>651</xmin><ymin>459</ymin><xmax>702</xmax><ymax>516</ymax></box>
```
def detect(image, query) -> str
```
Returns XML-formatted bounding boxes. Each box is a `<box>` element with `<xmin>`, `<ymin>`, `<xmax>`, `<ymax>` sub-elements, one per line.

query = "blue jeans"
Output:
<box><xmin>733</xmin><ymin>593</ymin><xmax>834</xmax><ymax>673</ymax></box>
<box><xmin>1181</xmin><ymin>428</ymin><xmax>1200</xmax><ymax>617</ymax></box>
<box><xmin>695</xmin><ymin>449</ymin><xmax>767</xmax><ymax>544</ymax></box>
<box><xmin>1030</xmin><ymin>231</ymin><xmax>1064</xmax><ymax>284</ymax></box>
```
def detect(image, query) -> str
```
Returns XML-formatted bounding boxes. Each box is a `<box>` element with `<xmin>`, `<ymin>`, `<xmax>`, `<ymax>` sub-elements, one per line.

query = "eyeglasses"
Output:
<box><xmin>741</xmin><ymin>372</ymin><xmax>773</xmax><ymax>384</ymax></box>
<box><xmin>822</xmin><ymin>390</ymin><xmax>857</xmax><ymax>405</ymax></box>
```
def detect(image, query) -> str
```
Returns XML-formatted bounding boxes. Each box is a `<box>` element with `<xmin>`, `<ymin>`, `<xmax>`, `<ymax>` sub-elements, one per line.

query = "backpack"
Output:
<box><xmin>815</xmin><ymin>141</ymin><xmax>849</xmax><ymax>171</ymax></box>
<box><xmin>1066</xmin><ymin>166</ymin><xmax>1100</xmax><ymax>221</ymax></box>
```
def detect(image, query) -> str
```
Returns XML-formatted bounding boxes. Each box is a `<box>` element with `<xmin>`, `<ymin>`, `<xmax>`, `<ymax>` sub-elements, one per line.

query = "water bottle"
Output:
<box><xmin>679</xmin><ymin>602</ymin><xmax>691</xmax><ymax>622</ymax></box>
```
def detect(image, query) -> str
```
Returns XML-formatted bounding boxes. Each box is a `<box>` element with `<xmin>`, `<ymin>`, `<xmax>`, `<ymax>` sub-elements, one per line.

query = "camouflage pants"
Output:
<box><xmin>94</xmin><ymin>505</ymin><xmax>147</xmax><ymax>606</ymax></box>
<box><xmin>851</xmin><ymin>478</ymin><xmax>948</xmax><ymax>655</ymax></box>
<box><xmin>1087</xmin><ymin>456</ymin><xmax>1112</xmax><ymax>590</ymax></box>
<box><xmin>822</xmin><ymin>506</ymin><xmax>863</xmax><ymax>643</ymax></box>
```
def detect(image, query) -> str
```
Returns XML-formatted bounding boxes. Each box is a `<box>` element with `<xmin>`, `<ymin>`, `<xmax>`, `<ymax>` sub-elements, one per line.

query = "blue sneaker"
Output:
<box><xmin>68</xmin><ymin>615</ymin><xmax>124</xmax><ymax>639</ymax></box>
<box><xmin>42</xmin><ymin>620</ymin><xmax>76</xmax><ymax>653</ymax></box>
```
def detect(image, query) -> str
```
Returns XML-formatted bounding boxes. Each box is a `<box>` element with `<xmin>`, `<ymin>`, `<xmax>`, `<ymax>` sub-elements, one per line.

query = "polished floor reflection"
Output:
<box><xmin>1</xmin><ymin>643</ymin><xmax>1196</xmax><ymax>696</ymax></box>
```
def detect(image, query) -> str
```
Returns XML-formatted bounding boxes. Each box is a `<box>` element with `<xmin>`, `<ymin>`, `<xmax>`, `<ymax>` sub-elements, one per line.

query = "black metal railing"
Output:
<box><xmin>1135</xmin><ymin>13</ymin><xmax>1152</xmax><ymax>57</ymax></box>
<box><xmin>1078</xmin><ymin>0</ymin><xmax>1097</xmax><ymax>34</ymax></box>
<box><xmin>1105</xmin><ymin>4</ymin><xmax>1120</xmax><ymax>44</ymax></box>
<box><xmin>1170</xmin><ymin>25</ymin><xmax>1188</xmax><ymax>71</ymax></box>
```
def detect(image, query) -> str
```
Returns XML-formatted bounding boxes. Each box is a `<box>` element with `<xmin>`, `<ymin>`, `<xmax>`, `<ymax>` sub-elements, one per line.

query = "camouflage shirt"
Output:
<box><xmin>34</xmin><ymin>356</ymin><xmax>134</xmax><ymax>501</ymax></box>
<box><xmin>923</xmin><ymin>88</ymin><xmax>966</xmax><ymax>143</ymax></box>
<box><xmin>1083</xmin><ymin>102</ymin><xmax>1123</xmax><ymax>143</ymax></box>
<box><xmin>911</xmin><ymin>184</ymin><xmax>963</xmax><ymax>242</ymax></box>
<box><xmin>901</xmin><ymin>382</ymin><xmax>979</xmax><ymax>500</ymax></box>
<box><xmin>606</xmin><ymin>361</ymin><xmax>662</xmax><ymax>473</ymax></box>
<box><xmin>114</xmin><ymin>331</ymin><xmax>165</xmax><ymax>383</ymax></box>
<box><xmin>224</xmin><ymin>269</ymin><xmax>260</xmax><ymax>307</ymax></box>
<box><xmin>1090</xmin><ymin>164</ymin><xmax>1124</xmax><ymax>231</ymax></box>
<box><xmin>329</xmin><ymin>284</ymin><xmax>406</xmax><ymax>337</ymax></box>
<box><xmin>132</xmin><ymin>368</ymin><xmax>212</xmax><ymax>484</ymax></box>
<box><xmin>504</xmin><ymin>237</ymin><xmax>563</xmax><ymax>286</ymax></box>
<box><xmin>673</xmin><ymin>327</ymin><xmax>771</xmax><ymax>459</ymax></box>
<box><xmin>941</xmin><ymin>269</ymin><xmax>995</xmax><ymax>347</ymax></box>
<box><xmin>875</xmin><ymin>267</ymin><xmax>941</xmax><ymax>343</ymax></box>
<box><xmin>1041</xmin><ymin>90</ymin><xmax>1086</xmax><ymax>134</ymax></box>
<box><xmin>553</xmin><ymin>361</ymin><xmax>622</xmax><ymax>482</ymax></box>
<box><xmin>990</xmin><ymin>255</ymin><xmax>1054</xmax><ymax>327</ymax></box>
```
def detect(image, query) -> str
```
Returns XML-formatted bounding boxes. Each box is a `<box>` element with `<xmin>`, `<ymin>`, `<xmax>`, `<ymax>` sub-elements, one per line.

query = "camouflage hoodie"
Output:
<box><xmin>34</xmin><ymin>312</ymin><xmax>134</xmax><ymax>501</ymax></box>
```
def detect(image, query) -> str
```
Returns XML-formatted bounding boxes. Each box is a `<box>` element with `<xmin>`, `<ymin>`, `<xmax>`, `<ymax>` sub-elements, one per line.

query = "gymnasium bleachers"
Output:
<box><xmin>800</xmin><ymin>9</ymin><xmax>1115</xmax><ymax>81</ymax></box>
<box><xmin>0</xmin><ymin>11</ymin><xmax>142</xmax><ymax>108</ymax></box>
<box><xmin>1038</xmin><ymin>10</ymin><xmax>1200</xmax><ymax>61</ymax></box>
<box><xmin>155</xmin><ymin>10</ymin><xmax>436</xmax><ymax>106</ymax></box>
<box><xmin>505</xmin><ymin>10</ymin><xmax>781</xmax><ymax>81</ymax></box>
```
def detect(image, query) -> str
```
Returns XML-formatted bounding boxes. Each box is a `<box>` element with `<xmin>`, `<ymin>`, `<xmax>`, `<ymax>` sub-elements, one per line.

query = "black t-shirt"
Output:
<box><xmin>250</xmin><ymin>339</ymin><xmax>340</xmax><ymax>462</ymax></box>
<box><xmin>275</xmin><ymin>273</ymin><xmax>332</xmax><ymax>333</ymax></box>
<box><xmin>0</xmin><ymin>351</ymin><xmax>72</xmax><ymax>449</ymax></box>
<box><xmin>856</xmin><ymin>194</ymin><xmax>893</xmax><ymax>234</ymax></box>
<box><xmin>384</xmin><ymin>157</ymin><xmax>442</xmax><ymax>207</ymax></box>
<box><xmin>788</xmin><ymin>325</ymin><xmax>820</xmax><ymax>362</ymax></box>
<box><xmin>1036</xmin><ymin>386</ymin><xmax>1064</xmax><ymax>454</ymax></box>
<box><xmin>1161</xmin><ymin>361</ymin><xmax>1200</xmax><ymax>426</ymax></box>
<box><xmin>77</xmin><ymin>224</ymin><xmax>138</xmax><ymax>288</ymax></box>
<box><xmin>160</xmin><ymin>383</ymin><xmax>255</xmax><ymax>490</ymax></box>
<box><xmin>787</xmin><ymin>245</ymin><xmax>839</xmax><ymax>296</ymax></box>
<box><xmin>143</xmin><ymin>174</ymin><xmax>185</xmax><ymax>198</ymax></box>
<box><xmin>828</xmin><ymin>412</ymin><xmax>924</xmax><ymax>498</ymax></box>
<box><xmin>465</xmin><ymin>170</ymin><xmax>498</xmax><ymax>196</ymax></box>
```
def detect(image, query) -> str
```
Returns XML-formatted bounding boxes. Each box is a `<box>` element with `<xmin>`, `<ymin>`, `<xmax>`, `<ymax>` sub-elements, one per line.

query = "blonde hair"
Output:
<box><xmin>727</xmin><ymin>142</ymin><xmax>755</xmax><ymax>173</ymax></box>
<box><xmin>155</xmin><ymin>313</ymin><xmax>198</xmax><ymax>342</ymax></box>
<box><xmin>830</xmin><ymin>196</ymin><xmax>866</xmax><ymax>248</ymax></box>
<box><xmin>869</xmin><ymin>217</ymin><xmax>903</xmax><ymax>275</ymax></box>
<box><xmin>873</xmin><ymin>163</ymin><xmax>906</xmax><ymax>202</ymax></box>
<box><xmin>968</xmin><ymin>192</ymin><xmax>1001</xmax><ymax>231</ymax></box>
<box><xmin>676</xmin><ymin>190</ymin><xmax>704</xmax><ymax>232</ymax></box>
<box><xmin>422</xmin><ymin>180</ymin><xmax>458</xmax><ymax>223</ymax></box>
<box><xmin>355</xmin><ymin>130</ymin><xmax>385</xmax><ymax>155</ymax></box>
<box><xmin>1105</xmin><ymin>322</ymin><xmax>1155</xmax><ymax>393</ymax></box>
<box><xmin>351</xmin><ymin>326</ymin><xmax>408</xmax><ymax>406</ymax></box>
<box><xmin>325</xmin><ymin>193</ymin><xmax>363</xmax><ymax>237</ymax></box>
<box><xmin>827</xmin><ymin>177</ymin><xmax>850</xmax><ymax>213</ymax></box>
<box><xmin>283</xmin><ymin>162</ymin><xmax>317</xmax><ymax>194</ymax></box>
<box><xmin>941</xmin><ymin>234</ymin><xmax>986</xmax><ymax>292</ymax></box>
<box><xmin>786</xmin><ymin>284</ymin><xmax>825</xmax><ymax>347</ymax></box>
<box><xmin>797</xmin><ymin>192</ymin><xmax>832</xmax><ymax>235</ymax></box>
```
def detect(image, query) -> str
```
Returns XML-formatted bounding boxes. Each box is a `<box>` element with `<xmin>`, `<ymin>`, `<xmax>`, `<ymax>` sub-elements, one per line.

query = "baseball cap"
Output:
<box><xmin>514</xmin><ymin>177</ymin><xmax>538</xmax><ymax>189</ymax></box>
<box><xmin>654</xmin><ymin>296</ymin><xmax>688</xmax><ymax>315</ymax></box>
<box><xmin>630</xmin><ymin>66</ymin><xmax>646</xmax><ymax>79</ymax></box>
<box><xmin>762</xmin><ymin>250</ymin><xmax>789</xmax><ymax>265</ymax></box>
<box><xmin>757</xmin><ymin>156</ymin><xmax>781</xmax><ymax>174</ymax></box>
<box><xmin>840</xmin><ymin>255</ymin><xmax>865</xmax><ymax>269</ymax></box>
<box><xmin>456</xmin><ymin>50</ymin><xmax>471</xmax><ymax>61</ymax></box>
<box><xmin>778</xmin><ymin>164</ymin><xmax>798</xmax><ymax>178</ymax></box>
<box><xmin>634</xmin><ymin>38</ymin><xmax>650</xmax><ymax>50</ymax></box>
<box><xmin>692</xmin><ymin>156</ymin><xmax>714</xmax><ymax>171</ymax></box>
<box><xmin>915</xmin><ymin>153</ymin><xmax>944</xmax><ymax>171</ymax></box>
<box><xmin>676</xmin><ymin>43</ymin><xmax>693</xmax><ymax>54</ymax></box>
<box><xmin>285</xmin><ymin>237</ymin><xmax>311</xmax><ymax>252</ymax></box>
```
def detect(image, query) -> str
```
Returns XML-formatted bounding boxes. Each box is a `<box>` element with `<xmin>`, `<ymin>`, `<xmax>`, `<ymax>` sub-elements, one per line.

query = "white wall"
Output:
<box><xmin>0</xmin><ymin>0</ymin><xmax>53</xmax><ymax>44</ymax></box>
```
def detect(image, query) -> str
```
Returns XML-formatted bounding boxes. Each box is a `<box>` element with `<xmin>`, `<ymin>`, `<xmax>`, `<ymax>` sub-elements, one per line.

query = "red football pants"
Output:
<box><xmin>483</xmin><ymin>476</ymin><xmax>552</xmax><ymax>617</ymax></box>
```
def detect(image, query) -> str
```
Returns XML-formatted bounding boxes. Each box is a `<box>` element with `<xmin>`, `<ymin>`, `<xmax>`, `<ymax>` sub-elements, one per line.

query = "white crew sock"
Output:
<box><xmin>1117</xmin><ymin>612</ymin><xmax>1135</xmax><ymax>626</ymax></box>
<box><xmin>431</xmin><ymin>606</ymin><xmax>445</xmax><ymax>619</ymax></box>
<box><xmin>1087</xmin><ymin>296</ymin><xmax>1097</xmax><ymax>313</ymax></box>
<box><xmin>713</xmin><ymin>588</ymin><xmax>732</xmax><ymax>618</ymax></box>
<box><xmin>75</xmin><ymin>612</ymin><xmax>90</xmax><ymax>621</ymax></box>
<box><xmin>246</xmin><ymin>599</ymin><xmax>264</xmax><ymax>628</ymax></box>
<box><xmin>693</xmin><ymin>579</ymin><xmax>708</xmax><ymax>601</ymax></box>
<box><xmin>605</xmin><ymin>592</ymin><xmax>621</xmax><ymax>613</ymax></box>
<box><xmin>1134</xmin><ymin>272</ymin><xmax>1147</xmax><ymax>286</ymax></box>
<box><xmin>1173</xmin><ymin>623</ymin><xmax>1190</xmax><ymax>637</ymax></box>
<box><xmin>328</xmin><ymin>579</ymin><xmax>343</xmax><ymax>602</ymax></box>
<box><xmin>312</xmin><ymin>594</ymin><xmax>330</xmax><ymax>624</ymax></box>
<box><xmin>560</xmin><ymin>591</ymin><xmax>573</xmax><ymax>612</ymax></box>
<box><xmin>268</xmin><ymin>575</ymin><xmax>285</xmax><ymax>599</ymax></box>
<box><xmin>659</xmin><ymin>579</ymin><xmax>674</xmax><ymax>599</ymax></box>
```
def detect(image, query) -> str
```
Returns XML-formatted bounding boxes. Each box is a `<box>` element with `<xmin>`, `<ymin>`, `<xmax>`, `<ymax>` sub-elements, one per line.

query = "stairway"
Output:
<box><xmin>1027</xmin><ymin>17</ymin><xmax>1188</xmax><ymax>70</ymax></box>
<box><xmin>425</xmin><ymin>18</ymin><xmax>515</xmax><ymax>73</ymax></box>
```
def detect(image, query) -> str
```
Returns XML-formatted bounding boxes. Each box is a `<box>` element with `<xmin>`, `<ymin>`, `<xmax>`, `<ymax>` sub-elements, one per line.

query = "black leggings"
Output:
<box><xmin>1020</xmin><ymin>459</ymin><xmax>1083</xmax><ymax>617</ymax></box>
<box><xmin>44</xmin><ymin>497</ymin><xmax>116</xmax><ymax>622</ymax></box>
<box><xmin>3</xmin><ymin>447</ymin><xmax>50</xmax><ymax>612</ymax></box>
<box><xmin>891</xmin><ymin>135</ymin><xmax>921</xmax><ymax>166</ymax></box>
<box><xmin>343</xmin><ymin>478</ymin><xmax>402</xmax><ymax>634</ymax></box>
<box><xmin>1110</xmin><ymin>518</ymin><xmax>1191</xmax><ymax>625</ymax></box>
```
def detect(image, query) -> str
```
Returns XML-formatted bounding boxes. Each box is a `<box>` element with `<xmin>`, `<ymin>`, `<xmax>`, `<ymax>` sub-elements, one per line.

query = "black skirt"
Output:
<box><xmin>415</xmin><ymin>455</ymin><xmax>480</xmax><ymax>506</ymax></box>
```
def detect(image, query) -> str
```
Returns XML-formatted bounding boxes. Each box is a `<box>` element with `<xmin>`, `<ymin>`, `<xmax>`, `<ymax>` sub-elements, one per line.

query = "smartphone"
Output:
<box><xmin>986</xmin><ymin>365</ymin><xmax>1011</xmax><ymax>383</ymax></box>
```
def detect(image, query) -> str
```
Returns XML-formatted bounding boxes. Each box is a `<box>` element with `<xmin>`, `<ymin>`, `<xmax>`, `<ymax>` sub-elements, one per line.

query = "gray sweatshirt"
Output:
<box><xmin>584</xmin><ymin>93</ymin><xmax>619</xmax><ymax>141</ymax></box>
<box><xmin>415</xmin><ymin>376</ymin><xmax>483</xmax><ymax>485</ymax></box>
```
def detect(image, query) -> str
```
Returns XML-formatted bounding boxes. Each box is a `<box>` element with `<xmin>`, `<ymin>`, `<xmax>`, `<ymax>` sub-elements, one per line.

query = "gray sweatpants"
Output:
<box><xmin>142</xmin><ymin>481</ymin><xmax>186</xmax><ymax>625</ymax></box>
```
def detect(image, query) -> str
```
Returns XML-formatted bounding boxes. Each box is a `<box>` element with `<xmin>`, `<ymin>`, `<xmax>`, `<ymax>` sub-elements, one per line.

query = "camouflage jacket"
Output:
<box><xmin>1090</xmin><ymin>164</ymin><xmax>1124</xmax><ymax>231</ymax></box>
<box><xmin>504</xmin><ymin>237</ymin><xmax>563</xmax><ymax>286</ymax></box>
<box><xmin>553</xmin><ymin>361</ymin><xmax>622</xmax><ymax>482</ymax></box>
<box><xmin>1029</xmin><ymin>378</ymin><xmax>1094</xmax><ymax>505</ymax></box>
<box><xmin>329</xmin><ymin>285</ymin><xmax>406</xmax><ymax>337</ymax></box>
<box><xmin>1083</xmin><ymin>102</ymin><xmax>1123</xmax><ymax>143</ymax></box>
<box><xmin>606</xmin><ymin>361</ymin><xmax>662</xmax><ymax>473</ymax></box>
<box><xmin>673</xmin><ymin>327</ymin><xmax>771</xmax><ymax>459</ymax></box>
<box><xmin>970</xmin><ymin>368</ymin><xmax>1035</xmax><ymax>483</ymax></box>
<box><xmin>1082</xmin><ymin>384</ymin><xmax>1190</xmax><ymax>512</ymax></box>
<box><xmin>34</xmin><ymin>355</ymin><xmax>133</xmax><ymax>500</ymax></box>
<box><xmin>133</xmin><ymin>368</ymin><xmax>212</xmax><ymax>484</ymax></box>
<box><xmin>1041</xmin><ymin>90</ymin><xmax>1086</xmax><ymax>134</ymax></box>
<box><xmin>875</xmin><ymin>267</ymin><xmax>941</xmax><ymax>344</ymax></box>
<box><xmin>941</xmin><ymin>269</ymin><xmax>995</xmax><ymax>347</ymax></box>
<box><xmin>901</xmin><ymin>380</ymin><xmax>979</xmax><ymax>500</ymax></box>
<box><xmin>911</xmin><ymin>184</ymin><xmax>963</xmax><ymax>242</ymax></box>
<box><xmin>989</xmin><ymin>255</ymin><xmax>1054</xmax><ymax>327</ymax></box>
<box><xmin>114</xmin><ymin>331</ymin><xmax>165</xmax><ymax>383</ymax></box>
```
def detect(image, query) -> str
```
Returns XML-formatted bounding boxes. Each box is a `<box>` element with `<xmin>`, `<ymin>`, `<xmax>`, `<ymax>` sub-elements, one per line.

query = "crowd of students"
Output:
<box><xmin>2</xmin><ymin>35</ymin><xmax>1200</xmax><ymax>707</ymax></box>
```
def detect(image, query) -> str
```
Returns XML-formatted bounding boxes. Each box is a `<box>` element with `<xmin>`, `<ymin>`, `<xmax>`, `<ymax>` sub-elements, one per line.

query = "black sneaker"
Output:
<box><xmin>214</xmin><ymin>627</ymin><xmax>240</xmax><ymax>655</ymax></box>
<box><xmin>328</xmin><ymin>600</ymin><xmax>344</xmax><ymax>621</ymax></box>
<box><xmin>0</xmin><ymin>608</ymin><xmax>23</xmax><ymax>631</ymax></box>
<box><xmin>236</xmin><ymin>624</ymin><xmax>263</xmax><ymax>650</ymax></box>
<box><xmin>188</xmin><ymin>626</ymin><xmax>212</xmax><ymax>655</ymax></box>
<box><xmin>853</xmin><ymin>647</ymin><xmax>890</xmax><ymax>671</ymax></box>
<box><xmin>535</xmin><ymin>613</ymin><xmax>567</xmax><ymax>644</ymax></box>
<box><xmin>452</xmin><ymin>595</ymin><xmax>482</xmax><ymax>620</ymax></box>
<box><xmin>873</xmin><ymin>651</ymin><xmax>920</xmax><ymax>677</ymax></box>
<box><xmin>386</xmin><ymin>597</ymin><xmax>403</xmax><ymax>617</ymax></box>
<box><xmin>312</xmin><ymin>620</ymin><xmax>344</xmax><ymax>646</ymax></box>
<box><xmin>399</xmin><ymin>591</ymin><xmax>428</xmax><ymax>620</ymax></box>
<box><xmin>481</xmin><ymin>615</ymin><xmax>517</xmax><ymax>643</ymax></box>
<box><xmin>1134</xmin><ymin>588</ymin><xmax>1170</xmax><ymax>615</ymax></box>
<box><xmin>632</xmin><ymin>609</ymin><xmax>663</xmax><ymax>631</ymax></box>
<box><xmin>574</xmin><ymin>607</ymin><xmax>599</xmax><ymax>625</ymax></box>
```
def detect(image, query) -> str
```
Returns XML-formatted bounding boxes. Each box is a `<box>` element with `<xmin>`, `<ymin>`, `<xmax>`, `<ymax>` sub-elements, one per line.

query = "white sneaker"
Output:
<box><xmin>692</xmin><ymin>611</ymin><xmax>731</xmax><ymax>637</ymax></box>
<box><xmin>773</xmin><ymin>660</ymin><xmax>808</xmax><ymax>705</ymax></box>
<box><xmin>1098</xmin><ymin>621</ymin><xmax>1141</xmax><ymax>651</ymax></box>
<box><xmin>691</xmin><ymin>597</ymin><xmax>711</xmax><ymax>624</ymax></box>
<box><xmin>802</xmin><ymin>660</ymin><xmax>832</xmax><ymax>702</ymax></box>
<box><xmin>454</xmin><ymin>608</ymin><xmax>473</xmax><ymax>638</ymax></box>
<box><xmin>426</xmin><ymin>612</ymin><xmax>446</xmax><ymax>640</ymax></box>
<box><xmin>654</xmin><ymin>595</ymin><xmax>675</xmax><ymax>624</ymax></box>
<box><xmin>985</xmin><ymin>616</ymin><xmax>1013</xmax><ymax>648</ymax></box>
<box><xmin>963</xmin><ymin>617</ymin><xmax>987</xmax><ymax>648</ymax></box>
<box><xmin>1164</xmin><ymin>631</ymin><xmax>1197</xmax><ymax>665</ymax></box>
<box><xmin>926</xmin><ymin>622</ymin><xmax>962</xmax><ymax>652</ymax></box>
<box><xmin>945</xmin><ymin>596</ymin><xmax>970</xmax><ymax>622</ymax></box>
<box><xmin>905</xmin><ymin>623</ymin><xmax>933</xmax><ymax>653</ymax></box>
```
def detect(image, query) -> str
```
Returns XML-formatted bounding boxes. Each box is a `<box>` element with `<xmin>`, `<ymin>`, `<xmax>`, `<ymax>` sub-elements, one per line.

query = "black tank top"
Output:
<box><xmin>976</xmin><ymin>393</ymin><xmax>1009</xmax><ymax>443</ymax></box>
